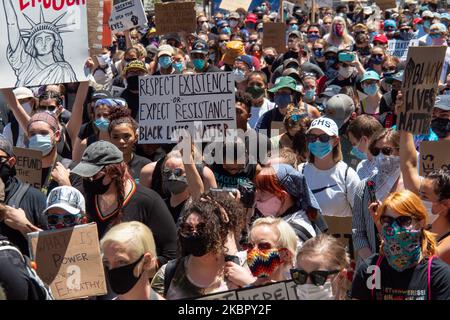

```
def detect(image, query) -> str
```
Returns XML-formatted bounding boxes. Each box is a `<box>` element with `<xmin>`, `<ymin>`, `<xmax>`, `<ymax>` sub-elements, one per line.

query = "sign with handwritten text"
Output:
<box><xmin>109</xmin><ymin>0</ymin><xmax>147</xmax><ymax>33</ymax></box>
<box><xmin>419</xmin><ymin>140</ymin><xmax>450</xmax><ymax>176</ymax></box>
<box><xmin>13</xmin><ymin>147</ymin><xmax>42</xmax><ymax>190</ymax></box>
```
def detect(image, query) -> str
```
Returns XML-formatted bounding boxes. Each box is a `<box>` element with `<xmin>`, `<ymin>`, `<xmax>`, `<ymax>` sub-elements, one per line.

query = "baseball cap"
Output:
<box><xmin>163</xmin><ymin>33</ymin><xmax>181</xmax><ymax>44</ymax></box>
<box><xmin>157</xmin><ymin>44</ymin><xmax>174</xmax><ymax>58</ymax></box>
<box><xmin>385</xmin><ymin>70</ymin><xmax>404</xmax><ymax>84</ymax></box>
<box><xmin>123</xmin><ymin>60</ymin><xmax>147</xmax><ymax>74</ymax></box>
<box><xmin>229</xmin><ymin>11</ymin><xmax>240</xmax><ymax>20</ymax></box>
<box><xmin>320</xmin><ymin>85</ymin><xmax>342</xmax><ymax>98</ymax></box>
<box><xmin>373</xmin><ymin>34</ymin><xmax>388</xmax><ymax>44</ymax></box>
<box><xmin>28</xmin><ymin>112</ymin><xmax>59</xmax><ymax>132</ymax></box>
<box><xmin>269</xmin><ymin>76</ymin><xmax>302</xmax><ymax>93</ymax></box>
<box><xmin>384</xmin><ymin>20</ymin><xmax>397</xmax><ymax>29</ymax></box>
<box><xmin>288</xmin><ymin>30</ymin><xmax>303</xmax><ymax>39</ymax></box>
<box><xmin>422</xmin><ymin>10</ymin><xmax>433</xmax><ymax>18</ymax></box>
<box><xmin>306</xmin><ymin>117</ymin><xmax>339</xmax><ymax>136</ymax></box>
<box><xmin>13</xmin><ymin>87</ymin><xmax>34</xmax><ymax>100</ymax></box>
<box><xmin>283</xmin><ymin>58</ymin><xmax>300</xmax><ymax>69</ymax></box>
<box><xmin>245</xmin><ymin>13</ymin><xmax>258</xmax><ymax>24</ymax></box>
<box><xmin>0</xmin><ymin>134</ymin><xmax>14</xmax><ymax>157</ymax></box>
<box><xmin>71</xmin><ymin>140</ymin><xmax>124</xmax><ymax>178</ymax></box>
<box><xmin>430</xmin><ymin>23</ymin><xmax>447</xmax><ymax>33</ymax></box>
<box><xmin>325</xmin><ymin>46</ymin><xmax>339</xmax><ymax>55</ymax></box>
<box><xmin>323</xmin><ymin>94</ymin><xmax>355</xmax><ymax>129</ymax></box>
<box><xmin>235</xmin><ymin>55</ymin><xmax>253</xmax><ymax>69</ymax></box>
<box><xmin>434</xmin><ymin>95</ymin><xmax>450</xmax><ymax>111</ymax></box>
<box><xmin>91</xmin><ymin>90</ymin><xmax>113</xmax><ymax>101</ymax></box>
<box><xmin>191</xmin><ymin>39</ymin><xmax>209</xmax><ymax>55</ymax></box>
<box><xmin>441</xmin><ymin>13</ymin><xmax>450</xmax><ymax>21</ymax></box>
<box><xmin>217</xmin><ymin>20</ymin><xmax>229</xmax><ymax>28</ymax></box>
<box><xmin>433</xmin><ymin>12</ymin><xmax>441</xmax><ymax>19</ymax></box>
<box><xmin>363</xmin><ymin>6</ymin><xmax>373</xmax><ymax>15</ymax></box>
<box><xmin>282</xmin><ymin>68</ymin><xmax>302</xmax><ymax>83</ymax></box>
<box><xmin>44</xmin><ymin>186</ymin><xmax>86</xmax><ymax>215</ymax></box>
<box><xmin>361</xmin><ymin>70</ymin><xmax>381</xmax><ymax>83</ymax></box>
<box><xmin>405</xmin><ymin>0</ymin><xmax>418</xmax><ymax>4</ymax></box>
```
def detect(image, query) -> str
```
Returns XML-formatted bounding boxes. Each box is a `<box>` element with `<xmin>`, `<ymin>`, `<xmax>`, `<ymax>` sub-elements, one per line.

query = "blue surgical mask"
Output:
<box><xmin>314</xmin><ymin>49</ymin><xmax>324</xmax><ymax>58</ymax></box>
<box><xmin>308</xmin><ymin>141</ymin><xmax>332</xmax><ymax>159</ymax></box>
<box><xmin>289</xmin><ymin>24</ymin><xmax>299</xmax><ymax>32</ymax></box>
<box><xmin>307</xmin><ymin>34</ymin><xmax>320</xmax><ymax>41</ymax></box>
<box><xmin>158</xmin><ymin>56</ymin><xmax>172</xmax><ymax>69</ymax></box>
<box><xmin>274</xmin><ymin>93</ymin><xmax>292</xmax><ymax>108</ymax></box>
<box><xmin>193</xmin><ymin>58</ymin><xmax>206</xmax><ymax>70</ymax></box>
<box><xmin>351</xmin><ymin>144</ymin><xmax>367</xmax><ymax>160</ymax></box>
<box><xmin>173</xmin><ymin>61</ymin><xmax>184</xmax><ymax>73</ymax></box>
<box><xmin>304</xmin><ymin>89</ymin><xmax>316</xmax><ymax>102</ymax></box>
<box><xmin>222</xmin><ymin>27</ymin><xmax>231</xmax><ymax>35</ymax></box>
<box><xmin>424</xmin><ymin>20</ymin><xmax>431</xmax><ymax>29</ymax></box>
<box><xmin>28</xmin><ymin>134</ymin><xmax>53</xmax><ymax>156</ymax></box>
<box><xmin>233</xmin><ymin>68</ymin><xmax>246</xmax><ymax>82</ymax></box>
<box><xmin>325</xmin><ymin>59</ymin><xmax>336</xmax><ymax>69</ymax></box>
<box><xmin>430</xmin><ymin>33</ymin><xmax>442</xmax><ymax>39</ymax></box>
<box><xmin>94</xmin><ymin>117</ymin><xmax>110</xmax><ymax>132</ymax></box>
<box><xmin>371</xmin><ymin>56</ymin><xmax>384</xmax><ymax>65</ymax></box>
<box><xmin>363</xmin><ymin>83</ymin><xmax>379</xmax><ymax>96</ymax></box>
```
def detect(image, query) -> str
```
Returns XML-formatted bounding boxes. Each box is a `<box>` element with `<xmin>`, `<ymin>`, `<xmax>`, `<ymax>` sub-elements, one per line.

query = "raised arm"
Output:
<box><xmin>0</xmin><ymin>88</ymin><xmax>31</xmax><ymax>134</ymax></box>
<box><xmin>66</xmin><ymin>81</ymin><xmax>89</xmax><ymax>146</ymax></box>
<box><xmin>184</xmin><ymin>152</ymin><xmax>204</xmax><ymax>200</ymax></box>
<box><xmin>400</xmin><ymin>130</ymin><xmax>421</xmax><ymax>195</ymax></box>
<box><xmin>4</xmin><ymin>0</ymin><xmax>21</xmax><ymax>51</ymax></box>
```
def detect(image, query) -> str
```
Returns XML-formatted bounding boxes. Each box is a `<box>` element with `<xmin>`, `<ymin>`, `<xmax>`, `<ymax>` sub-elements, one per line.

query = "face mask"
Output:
<box><xmin>371</xmin><ymin>56</ymin><xmax>384</xmax><ymax>65</ymax></box>
<box><xmin>430</xmin><ymin>118</ymin><xmax>450</xmax><ymax>138</ymax></box>
<box><xmin>209</xmin><ymin>53</ymin><xmax>216</xmax><ymax>63</ymax></box>
<box><xmin>304</xmin><ymin>89</ymin><xmax>316</xmax><ymax>102</ymax></box>
<box><xmin>106</xmin><ymin>255</ymin><xmax>144</xmax><ymax>294</ymax></box>
<box><xmin>424</xmin><ymin>20</ymin><xmax>431</xmax><ymax>29</ymax></box>
<box><xmin>326</xmin><ymin>58</ymin><xmax>336</xmax><ymax>69</ymax></box>
<box><xmin>163</xmin><ymin>176</ymin><xmax>188</xmax><ymax>195</ymax></box>
<box><xmin>22</xmin><ymin>102</ymin><xmax>32</xmax><ymax>114</ymax></box>
<box><xmin>0</xmin><ymin>161</ymin><xmax>15</xmax><ymax>183</ymax></box>
<box><xmin>230</xmin><ymin>20</ymin><xmax>239</xmax><ymax>28</ymax></box>
<box><xmin>222</xmin><ymin>27</ymin><xmax>231</xmax><ymax>35</ymax></box>
<box><xmin>94</xmin><ymin>117</ymin><xmax>110</xmax><ymax>132</ymax></box>
<box><xmin>173</xmin><ymin>61</ymin><xmax>184</xmax><ymax>73</ymax></box>
<box><xmin>180</xmin><ymin>233</ymin><xmax>209</xmax><ymax>257</ymax></box>
<box><xmin>422</xmin><ymin>200</ymin><xmax>439</xmax><ymax>225</ymax></box>
<box><xmin>28</xmin><ymin>134</ymin><xmax>54</xmax><ymax>156</ymax></box>
<box><xmin>247</xmin><ymin>248</ymin><xmax>285</xmax><ymax>278</ymax></box>
<box><xmin>126</xmin><ymin>75</ymin><xmax>139</xmax><ymax>91</ymax></box>
<box><xmin>82</xmin><ymin>175</ymin><xmax>111</xmax><ymax>195</ymax></box>
<box><xmin>193</xmin><ymin>58</ymin><xmax>206</xmax><ymax>70</ymax></box>
<box><xmin>289</xmin><ymin>24</ymin><xmax>299</xmax><ymax>32</ymax></box>
<box><xmin>158</xmin><ymin>56</ymin><xmax>172</xmax><ymax>69</ymax></box>
<box><xmin>201</xmin><ymin>21</ymin><xmax>209</xmax><ymax>32</ymax></box>
<box><xmin>233</xmin><ymin>68</ymin><xmax>246</xmax><ymax>83</ymax></box>
<box><xmin>357</xmin><ymin>47</ymin><xmax>371</xmax><ymax>56</ymax></box>
<box><xmin>264</xmin><ymin>55</ymin><xmax>275</xmax><ymax>65</ymax></box>
<box><xmin>376</xmin><ymin>154</ymin><xmax>400</xmax><ymax>175</ymax></box>
<box><xmin>381</xmin><ymin>221</ymin><xmax>422</xmax><ymax>272</ymax></box>
<box><xmin>296</xmin><ymin>282</ymin><xmax>334</xmax><ymax>300</ymax></box>
<box><xmin>338</xmin><ymin>66</ymin><xmax>354</xmax><ymax>79</ymax></box>
<box><xmin>246</xmin><ymin>85</ymin><xmax>265</xmax><ymax>99</ymax></box>
<box><xmin>256</xmin><ymin>196</ymin><xmax>282</xmax><ymax>216</ymax></box>
<box><xmin>430</xmin><ymin>33</ymin><xmax>443</xmax><ymax>39</ymax></box>
<box><xmin>246</xmin><ymin>23</ymin><xmax>256</xmax><ymax>30</ymax></box>
<box><xmin>308</xmin><ymin>141</ymin><xmax>332</xmax><ymax>159</ymax></box>
<box><xmin>307</xmin><ymin>34</ymin><xmax>320</xmax><ymax>41</ymax></box>
<box><xmin>363</xmin><ymin>84</ymin><xmax>379</xmax><ymax>96</ymax></box>
<box><xmin>274</xmin><ymin>93</ymin><xmax>292</xmax><ymax>108</ymax></box>
<box><xmin>314</xmin><ymin>49</ymin><xmax>324</xmax><ymax>58</ymax></box>
<box><xmin>334</xmin><ymin>24</ymin><xmax>344</xmax><ymax>37</ymax></box>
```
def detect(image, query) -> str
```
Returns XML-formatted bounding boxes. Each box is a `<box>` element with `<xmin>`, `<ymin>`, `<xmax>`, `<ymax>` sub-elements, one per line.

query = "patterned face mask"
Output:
<box><xmin>381</xmin><ymin>221</ymin><xmax>422</xmax><ymax>272</ymax></box>
<box><xmin>247</xmin><ymin>248</ymin><xmax>287</xmax><ymax>278</ymax></box>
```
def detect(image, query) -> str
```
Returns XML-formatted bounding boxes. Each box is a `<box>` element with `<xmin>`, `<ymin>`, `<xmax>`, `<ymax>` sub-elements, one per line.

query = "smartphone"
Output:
<box><xmin>338</xmin><ymin>52</ymin><xmax>355</xmax><ymax>62</ymax></box>
<box><xmin>224</xmin><ymin>255</ymin><xmax>240</xmax><ymax>265</ymax></box>
<box><xmin>367</xmin><ymin>180</ymin><xmax>377</xmax><ymax>203</ymax></box>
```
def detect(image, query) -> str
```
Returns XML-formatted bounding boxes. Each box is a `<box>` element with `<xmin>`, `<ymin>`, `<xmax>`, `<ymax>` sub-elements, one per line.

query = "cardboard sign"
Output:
<box><xmin>154</xmin><ymin>2</ymin><xmax>196</xmax><ymax>35</ymax></box>
<box><xmin>306</xmin><ymin>0</ymin><xmax>333</xmax><ymax>9</ymax></box>
<box><xmin>397</xmin><ymin>46</ymin><xmax>447</xmax><ymax>134</ymax></box>
<box><xmin>263</xmin><ymin>23</ymin><xmax>287</xmax><ymax>54</ymax></box>
<box><xmin>375</xmin><ymin>0</ymin><xmax>397</xmax><ymax>10</ymax></box>
<box><xmin>324</xmin><ymin>216</ymin><xmax>354</xmax><ymax>258</ymax></box>
<box><xmin>12</xmin><ymin>147</ymin><xmax>42</xmax><ymax>190</ymax></box>
<box><xmin>0</xmin><ymin>1</ymin><xmax>88</xmax><ymax>88</ymax></box>
<box><xmin>109</xmin><ymin>0</ymin><xmax>147</xmax><ymax>34</ymax></box>
<box><xmin>111</xmin><ymin>85</ymin><xmax>126</xmax><ymax>97</ymax></box>
<box><xmin>138</xmin><ymin>72</ymin><xmax>236</xmax><ymax>144</ymax></box>
<box><xmin>387</xmin><ymin>39</ymin><xmax>419</xmax><ymax>61</ymax></box>
<box><xmin>143</xmin><ymin>0</ymin><xmax>155</xmax><ymax>12</ymax></box>
<box><xmin>87</xmin><ymin>0</ymin><xmax>112</xmax><ymax>56</ymax></box>
<box><xmin>28</xmin><ymin>223</ymin><xmax>107</xmax><ymax>300</ymax></box>
<box><xmin>419</xmin><ymin>140</ymin><xmax>450</xmax><ymax>176</ymax></box>
<box><xmin>219</xmin><ymin>0</ymin><xmax>252</xmax><ymax>12</ymax></box>
<box><xmin>197</xmin><ymin>291</ymin><xmax>238</xmax><ymax>300</ymax></box>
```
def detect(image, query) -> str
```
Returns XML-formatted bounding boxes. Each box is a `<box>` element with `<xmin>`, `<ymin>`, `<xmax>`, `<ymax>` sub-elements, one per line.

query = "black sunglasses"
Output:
<box><xmin>179</xmin><ymin>222</ymin><xmax>206</xmax><ymax>235</ymax></box>
<box><xmin>290</xmin><ymin>269</ymin><xmax>340</xmax><ymax>286</ymax></box>
<box><xmin>47</xmin><ymin>214</ymin><xmax>81</xmax><ymax>227</ymax></box>
<box><xmin>306</xmin><ymin>133</ymin><xmax>331</xmax><ymax>143</ymax></box>
<box><xmin>371</xmin><ymin>54</ymin><xmax>384</xmax><ymax>59</ymax></box>
<box><xmin>380</xmin><ymin>215</ymin><xmax>413</xmax><ymax>228</ymax></box>
<box><xmin>162</xmin><ymin>168</ymin><xmax>184</xmax><ymax>177</ymax></box>
<box><xmin>370</xmin><ymin>146</ymin><xmax>398</xmax><ymax>156</ymax></box>
<box><xmin>241</xmin><ymin>242</ymin><xmax>272</xmax><ymax>251</ymax></box>
<box><xmin>37</xmin><ymin>105</ymin><xmax>58</xmax><ymax>112</ymax></box>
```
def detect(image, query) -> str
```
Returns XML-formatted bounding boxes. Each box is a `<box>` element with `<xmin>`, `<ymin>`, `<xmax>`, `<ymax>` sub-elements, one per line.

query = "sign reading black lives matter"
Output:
<box><xmin>398</xmin><ymin>46</ymin><xmax>446</xmax><ymax>135</ymax></box>
<box><xmin>138</xmin><ymin>72</ymin><xmax>236</xmax><ymax>144</ymax></box>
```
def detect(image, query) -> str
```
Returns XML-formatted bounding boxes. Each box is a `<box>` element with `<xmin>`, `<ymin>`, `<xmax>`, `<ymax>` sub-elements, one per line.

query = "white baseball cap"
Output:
<box><xmin>13</xmin><ymin>87</ymin><xmax>34</xmax><ymax>100</ymax></box>
<box><xmin>306</xmin><ymin>117</ymin><xmax>339</xmax><ymax>136</ymax></box>
<box><xmin>44</xmin><ymin>186</ymin><xmax>86</xmax><ymax>215</ymax></box>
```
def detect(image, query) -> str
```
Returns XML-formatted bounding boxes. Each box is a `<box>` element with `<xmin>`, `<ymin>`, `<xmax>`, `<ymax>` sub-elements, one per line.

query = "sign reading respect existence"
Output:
<box><xmin>28</xmin><ymin>223</ymin><xmax>107</xmax><ymax>300</ymax></box>
<box><xmin>387</xmin><ymin>39</ymin><xmax>419</xmax><ymax>61</ymax></box>
<box><xmin>397</xmin><ymin>46</ymin><xmax>447</xmax><ymax>135</ymax></box>
<box><xmin>0</xmin><ymin>0</ymin><xmax>89</xmax><ymax>88</ymax></box>
<box><xmin>419</xmin><ymin>140</ymin><xmax>450</xmax><ymax>176</ymax></box>
<box><xmin>154</xmin><ymin>2</ymin><xmax>196</xmax><ymax>35</ymax></box>
<box><xmin>13</xmin><ymin>147</ymin><xmax>42</xmax><ymax>190</ymax></box>
<box><xmin>138</xmin><ymin>72</ymin><xmax>237</xmax><ymax>144</ymax></box>
<box><xmin>109</xmin><ymin>0</ymin><xmax>147</xmax><ymax>34</ymax></box>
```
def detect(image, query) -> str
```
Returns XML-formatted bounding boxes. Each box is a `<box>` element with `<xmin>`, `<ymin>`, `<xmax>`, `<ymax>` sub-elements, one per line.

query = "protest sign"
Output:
<box><xmin>263</xmin><ymin>23</ymin><xmax>287</xmax><ymax>54</ymax></box>
<box><xmin>397</xmin><ymin>46</ymin><xmax>446</xmax><ymax>134</ymax></box>
<box><xmin>154</xmin><ymin>2</ymin><xmax>196</xmax><ymax>35</ymax></box>
<box><xmin>0</xmin><ymin>1</ymin><xmax>88</xmax><ymax>88</ymax></box>
<box><xmin>87</xmin><ymin>0</ymin><xmax>112</xmax><ymax>56</ymax></box>
<box><xmin>419</xmin><ymin>140</ymin><xmax>450</xmax><ymax>176</ymax></box>
<box><xmin>109</xmin><ymin>0</ymin><xmax>147</xmax><ymax>34</ymax></box>
<box><xmin>387</xmin><ymin>39</ymin><xmax>419</xmax><ymax>61</ymax></box>
<box><xmin>197</xmin><ymin>291</ymin><xmax>238</xmax><ymax>300</ymax></box>
<box><xmin>28</xmin><ymin>223</ymin><xmax>106</xmax><ymax>300</ymax></box>
<box><xmin>306</xmin><ymin>0</ymin><xmax>333</xmax><ymax>9</ymax></box>
<box><xmin>324</xmin><ymin>216</ymin><xmax>354</xmax><ymax>259</ymax></box>
<box><xmin>138</xmin><ymin>72</ymin><xmax>236</xmax><ymax>144</ymax></box>
<box><xmin>12</xmin><ymin>147</ymin><xmax>42</xmax><ymax>190</ymax></box>
<box><xmin>375</xmin><ymin>0</ymin><xmax>397</xmax><ymax>10</ymax></box>
<box><xmin>143</xmin><ymin>0</ymin><xmax>155</xmax><ymax>12</ymax></box>
<box><xmin>219</xmin><ymin>0</ymin><xmax>252</xmax><ymax>11</ymax></box>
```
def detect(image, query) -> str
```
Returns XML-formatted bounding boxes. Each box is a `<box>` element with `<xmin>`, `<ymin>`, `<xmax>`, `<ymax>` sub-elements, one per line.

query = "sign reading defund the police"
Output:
<box><xmin>28</xmin><ymin>223</ymin><xmax>106</xmax><ymax>300</ymax></box>
<box><xmin>397</xmin><ymin>46</ymin><xmax>446</xmax><ymax>135</ymax></box>
<box><xmin>0</xmin><ymin>0</ymin><xmax>89</xmax><ymax>89</ymax></box>
<box><xmin>13</xmin><ymin>147</ymin><xmax>42</xmax><ymax>190</ymax></box>
<box><xmin>109</xmin><ymin>0</ymin><xmax>147</xmax><ymax>34</ymax></box>
<box><xmin>138</xmin><ymin>72</ymin><xmax>236</xmax><ymax>144</ymax></box>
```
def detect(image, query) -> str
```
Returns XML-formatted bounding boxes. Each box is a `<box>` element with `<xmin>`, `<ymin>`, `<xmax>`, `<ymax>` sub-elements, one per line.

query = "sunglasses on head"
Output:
<box><xmin>179</xmin><ymin>222</ymin><xmax>206</xmax><ymax>235</ymax></box>
<box><xmin>241</xmin><ymin>242</ymin><xmax>272</xmax><ymax>251</ymax></box>
<box><xmin>290</xmin><ymin>269</ymin><xmax>340</xmax><ymax>286</ymax></box>
<box><xmin>47</xmin><ymin>214</ymin><xmax>81</xmax><ymax>227</ymax></box>
<box><xmin>369</xmin><ymin>146</ymin><xmax>397</xmax><ymax>156</ymax></box>
<box><xmin>306</xmin><ymin>133</ymin><xmax>331</xmax><ymax>143</ymax></box>
<box><xmin>380</xmin><ymin>215</ymin><xmax>414</xmax><ymax>228</ymax></box>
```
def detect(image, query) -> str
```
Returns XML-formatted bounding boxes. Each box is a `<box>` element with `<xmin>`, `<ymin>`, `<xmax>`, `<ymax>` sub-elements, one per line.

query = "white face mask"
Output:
<box><xmin>422</xmin><ymin>200</ymin><xmax>439</xmax><ymax>225</ymax></box>
<box><xmin>230</xmin><ymin>20</ymin><xmax>239</xmax><ymax>28</ymax></box>
<box><xmin>296</xmin><ymin>282</ymin><xmax>334</xmax><ymax>300</ymax></box>
<box><xmin>22</xmin><ymin>102</ymin><xmax>32</xmax><ymax>115</ymax></box>
<box><xmin>338</xmin><ymin>66</ymin><xmax>354</xmax><ymax>79</ymax></box>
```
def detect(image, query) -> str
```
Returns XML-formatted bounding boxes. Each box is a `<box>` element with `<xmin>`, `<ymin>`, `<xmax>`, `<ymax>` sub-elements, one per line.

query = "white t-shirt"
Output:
<box><xmin>248</xmin><ymin>98</ymin><xmax>275</xmax><ymax>129</ymax></box>
<box><xmin>298</xmin><ymin>161</ymin><xmax>361</xmax><ymax>217</ymax></box>
<box><xmin>282</xmin><ymin>209</ymin><xmax>317</xmax><ymax>250</ymax></box>
<box><xmin>2</xmin><ymin>123</ymin><xmax>27</xmax><ymax>148</ymax></box>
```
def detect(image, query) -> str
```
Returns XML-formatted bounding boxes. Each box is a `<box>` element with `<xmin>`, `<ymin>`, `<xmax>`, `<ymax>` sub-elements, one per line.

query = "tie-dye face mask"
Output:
<box><xmin>246</xmin><ymin>248</ymin><xmax>287</xmax><ymax>278</ymax></box>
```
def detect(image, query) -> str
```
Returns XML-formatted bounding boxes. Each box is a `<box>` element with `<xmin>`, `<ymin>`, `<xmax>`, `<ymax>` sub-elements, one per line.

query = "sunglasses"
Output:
<box><xmin>163</xmin><ymin>167</ymin><xmax>184</xmax><ymax>177</ymax></box>
<box><xmin>308</xmin><ymin>31</ymin><xmax>320</xmax><ymax>34</ymax></box>
<box><xmin>369</xmin><ymin>146</ymin><xmax>397</xmax><ymax>156</ymax></box>
<box><xmin>241</xmin><ymin>242</ymin><xmax>272</xmax><ymax>251</ymax></box>
<box><xmin>306</xmin><ymin>133</ymin><xmax>331</xmax><ymax>143</ymax></box>
<box><xmin>382</xmin><ymin>66</ymin><xmax>396</xmax><ymax>72</ymax></box>
<box><xmin>290</xmin><ymin>269</ymin><xmax>340</xmax><ymax>286</ymax></box>
<box><xmin>47</xmin><ymin>214</ymin><xmax>81</xmax><ymax>227</ymax></box>
<box><xmin>380</xmin><ymin>215</ymin><xmax>413</xmax><ymax>228</ymax></box>
<box><xmin>179</xmin><ymin>222</ymin><xmax>206</xmax><ymax>235</ymax></box>
<box><xmin>37</xmin><ymin>105</ymin><xmax>58</xmax><ymax>112</ymax></box>
<box><xmin>371</xmin><ymin>54</ymin><xmax>384</xmax><ymax>59</ymax></box>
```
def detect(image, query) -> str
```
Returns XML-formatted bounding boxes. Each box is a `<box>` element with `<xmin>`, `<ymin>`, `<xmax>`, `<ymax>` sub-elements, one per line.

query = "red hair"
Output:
<box><xmin>255</xmin><ymin>167</ymin><xmax>286</xmax><ymax>199</ymax></box>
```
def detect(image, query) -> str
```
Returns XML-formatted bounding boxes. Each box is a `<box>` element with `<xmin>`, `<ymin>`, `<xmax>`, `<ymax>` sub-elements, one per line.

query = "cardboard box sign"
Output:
<box><xmin>28</xmin><ymin>223</ymin><xmax>107</xmax><ymax>300</ymax></box>
<box><xmin>419</xmin><ymin>140</ymin><xmax>450</xmax><ymax>176</ymax></box>
<box><xmin>13</xmin><ymin>147</ymin><xmax>42</xmax><ymax>190</ymax></box>
<box><xmin>375</xmin><ymin>0</ymin><xmax>397</xmax><ymax>10</ymax></box>
<box><xmin>154</xmin><ymin>2</ymin><xmax>196</xmax><ymax>35</ymax></box>
<box><xmin>262</xmin><ymin>23</ymin><xmax>287</xmax><ymax>54</ymax></box>
<box><xmin>324</xmin><ymin>216</ymin><xmax>354</xmax><ymax>259</ymax></box>
<box><xmin>219</xmin><ymin>0</ymin><xmax>252</xmax><ymax>12</ymax></box>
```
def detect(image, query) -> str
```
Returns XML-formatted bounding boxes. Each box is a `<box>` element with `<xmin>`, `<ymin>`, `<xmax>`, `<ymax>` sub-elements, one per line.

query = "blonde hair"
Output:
<box><xmin>377</xmin><ymin>190</ymin><xmax>437</xmax><ymax>258</ymax></box>
<box><xmin>328</xmin><ymin>16</ymin><xmax>353</xmax><ymax>48</ymax></box>
<box><xmin>100</xmin><ymin>221</ymin><xmax>156</xmax><ymax>263</ymax></box>
<box><xmin>251</xmin><ymin>217</ymin><xmax>298</xmax><ymax>262</ymax></box>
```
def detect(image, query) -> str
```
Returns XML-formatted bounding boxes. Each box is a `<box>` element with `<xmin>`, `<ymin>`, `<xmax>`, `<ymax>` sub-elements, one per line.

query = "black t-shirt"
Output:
<box><xmin>85</xmin><ymin>182</ymin><xmax>177</xmax><ymax>266</ymax></box>
<box><xmin>351</xmin><ymin>254</ymin><xmax>450</xmax><ymax>300</ymax></box>
<box><xmin>41</xmin><ymin>155</ymin><xmax>82</xmax><ymax>196</ymax></box>
<box><xmin>209</xmin><ymin>162</ymin><xmax>257</xmax><ymax>189</ymax></box>
<box><xmin>128</xmin><ymin>153</ymin><xmax>151</xmax><ymax>183</ymax></box>
<box><xmin>201</xmin><ymin>64</ymin><xmax>222</xmax><ymax>73</ymax></box>
<box><xmin>120</xmin><ymin>89</ymin><xmax>139</xmax><ymax>120</ymax></box>
<box><xmin>78</xmin><ymin>122</ymin><xmax>96</xmax><ymax>141</ymax></box>
<box><xmin>255</xmin><ymin>107</ymin><xmax>284</xmax><ymax>135</ymax></box>
<box><xmin>327</xmin><ymin>74</ymin><xmax>358</xmax><ymax>88</ymax></box>
<box><xmin>164</xmin><ymin>198</ymin><xmax>187</xmax><ymax>224</ymax></box>
<box><xmin>0</xmin><ymin>177</ymin><xmax>46</xmax><ymax>256</ymax></box>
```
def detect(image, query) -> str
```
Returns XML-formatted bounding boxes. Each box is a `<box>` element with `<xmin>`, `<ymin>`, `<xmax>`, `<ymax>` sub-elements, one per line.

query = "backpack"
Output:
<box><xmin>163</xmin><ymin>258</ymin><xmax>180</xmax><ymax>297</ymax></box>
<box><xmin>0</xmin><ymin>240</ymin><xmax>53</xmax><ymax>300</ymax></box>
<box><xmin>6</xmin><ymin>182</ymin><xmax>30</xmax><ymax>208</ymax></box>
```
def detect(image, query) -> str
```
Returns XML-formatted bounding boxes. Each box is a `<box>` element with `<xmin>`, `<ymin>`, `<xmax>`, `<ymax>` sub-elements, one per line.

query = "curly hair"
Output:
<box><xmin>108</xmin><ymin>106</ymin><xmax>138</xmax><ymax>133</ymax></box>
<box><xmin>178</xmin><ymin>192</ymin><xmax>246</xmax><ymax>257</ymax></box>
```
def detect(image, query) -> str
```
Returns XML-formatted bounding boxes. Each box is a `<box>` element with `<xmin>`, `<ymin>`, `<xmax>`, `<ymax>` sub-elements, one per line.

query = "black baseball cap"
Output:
<box><xmin>191</xmin><ymin>39</ymin><xmax>209</xmax><ymax>55</ymax></box>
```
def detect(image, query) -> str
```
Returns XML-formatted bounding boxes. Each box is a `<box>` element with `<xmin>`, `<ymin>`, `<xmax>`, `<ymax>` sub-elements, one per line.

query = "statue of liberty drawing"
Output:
<box><xmin>3</xmin><ymin>0</ymin><xmax>78</xmax><ymax>87</ymax></box>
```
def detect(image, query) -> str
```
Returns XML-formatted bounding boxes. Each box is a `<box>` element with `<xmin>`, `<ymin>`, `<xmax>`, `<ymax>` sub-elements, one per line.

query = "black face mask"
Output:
<box><xmin>163</xmin><ymin>177</ymin><xmax>188</xmax><ymax>195</ymax></box>
<box><xmin>431</xmin><ymin>118</ymin><xmax>450</xmax><ymax>138</ymax></box>
<box><xmin>106</xmin><ymin>255</ymin><xmax>144</xmax><ymax>294</ymax></box>
<box><xmin>127</xmin><ymin>75</ymin><xmax>139</xmax><ymax>91</ymax></box>
<box><xmin>264</xmin><ymin>55</ymin><xmax>275</xmax><ymax>65</ymax></box>
<box><xmin>82</xmin><ymin>175</ymin><xmax>111</xmax><ymax>195</ymax></box>
<box><xmin>0</xmin><ymin>161</ymin><xmax>15</xmax><ymax>183</ymax></box>
<box><xmin>179</xmin><ymin>233</ymin><xmax>209</xmax><ymax>257</ymax></box>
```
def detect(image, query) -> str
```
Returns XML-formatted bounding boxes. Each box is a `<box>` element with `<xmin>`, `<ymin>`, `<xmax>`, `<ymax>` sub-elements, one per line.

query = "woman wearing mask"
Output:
<box><xmin>326</xmin><ymin>50</ymin><xmax>365</xmax><ymax>88</ymax></box>
<box><xmin>292</xmin><ymin>234</ymin><xmax>351</xmax><ymax>300</ymax></box>
<box><xmin>71</xmin><ymin>140</ymin><xmax>177</xmax><ymax>267</ymax></box>
<box><xmin>352</xmin><ymin>128</ymin><xmax>402</xmax><ymax>267</ymax></box>
<box><xmin>323</xmin><ymin>16</ymin><xmax>355</xmax><ymax>50</ymax></box>
<box><xmin>365</xmin><ymin>46</ymin><xmax>386</xmax><ymax>76</ymax></box>
<box><xmin>101</xmin><ymin>221</ymin><xmax>164</xmax><ymax>300</ymax></box>
<box><xmin>246</xmin><ymin>71</ymin><xmax>276</xmax><ymax>129</ymax></box>
<box><xmin>360</xmin><ymin>71</ymin><xmax>382</xmax><ymax>119</ymax></box>
<box><xmin>352</xmin><ymin>190</ymin><xmax>450</xmax><ymax>300</ymax></box>
<box><xmin>151</xmin><ymin>193</ymin><xmax>247</xmax><ymax>299</ymax></box>
<box><xmin>172</xmin><ymin>49</ymin><xmax>186</xmax><ymax>74</ymax></box>
<box><xmin>311</xmin><ymin>40</ymin><xmax>328</xmax><ymax>73</ymax></box>
<box><xmin>306</xmin><ymin>24</ymin><xmax>322</xmax><ymax>46</ymax></box>
<box><xmin>270</xmin><ymin>107</ymin><xmax>310</xmax><ymax>149</ymax></box>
